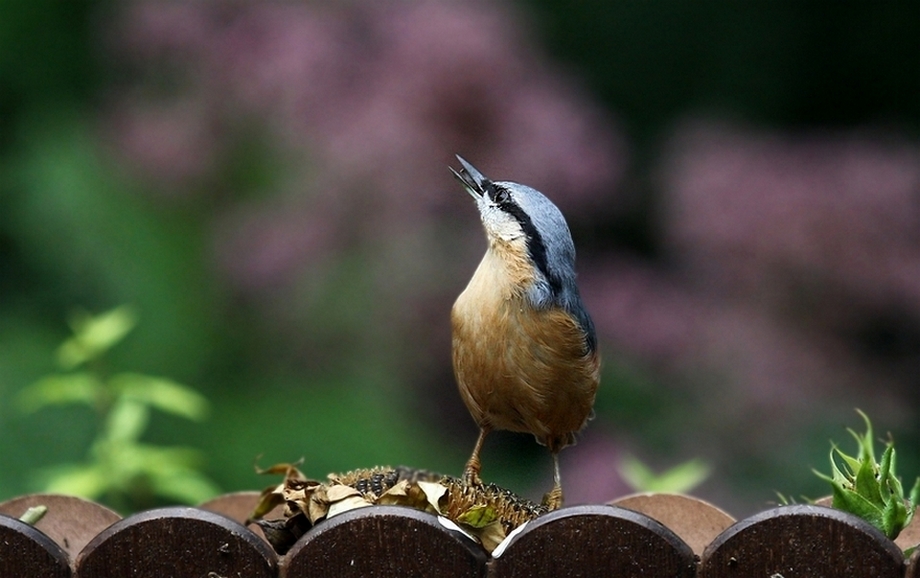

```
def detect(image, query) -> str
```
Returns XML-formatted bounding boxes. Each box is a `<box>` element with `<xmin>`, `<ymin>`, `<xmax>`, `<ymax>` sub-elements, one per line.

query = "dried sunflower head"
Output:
<box><xmin>248</xmin><ymin>464</ymin><xmax>548</xmax><ymax>554</ymax></box>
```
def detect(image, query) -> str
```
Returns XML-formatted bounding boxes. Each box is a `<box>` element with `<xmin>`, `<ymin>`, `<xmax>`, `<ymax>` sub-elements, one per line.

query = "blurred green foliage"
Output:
<box><xmin>18</xmin><ymin>305</ymin><xmax>219</xmax><ymax>512</ymax></box>
<box><xmin>618</xmin><ymin>456</ymin><xmax>710</xmax><ymax>494</ymax></box>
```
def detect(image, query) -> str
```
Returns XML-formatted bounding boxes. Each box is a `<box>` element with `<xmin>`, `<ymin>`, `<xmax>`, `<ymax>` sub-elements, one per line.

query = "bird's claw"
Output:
<box><xmin>541</xmin><ymin>486</ymin><xmax>564</xmax><ymax>510</ymax></box>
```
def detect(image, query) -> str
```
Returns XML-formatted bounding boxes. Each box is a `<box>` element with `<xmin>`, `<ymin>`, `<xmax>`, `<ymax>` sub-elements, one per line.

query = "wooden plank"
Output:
<box><xmin>489</xmin><ymin>504</ymin><xmax>696</xmax><ymax>578</ymax></box>
<box><xmin>0</xmin><ymin>513</ymin><xmax>71</xmax><ymax>578</ymax></box>
<box><xmin>281</xmin><ymin>505</ymin><xmax>487</xmax><ymax>578</ymax></box>
<box><xmin>199</xmin><ymin>491</ymin><xmax>265</xmax><ymax>523</ymax></box>
<box><xmin>612</xmin><ymin>492</ymin><xmax>735</xmax><ymax>555</ymax></box>
<box><xmin>699</xmin><ymin>504</ymin><xmax>904</xmax><ymax>578</ymax></box>
<box><xmin>0</xmin><ymin>493</ymin><xmax>120</xmax><ymax>562</ymax></box>
<box><xmin>199</xmin><ymin>490</ymin><xmax>283</xmax><ymax>545</ymax></box>
<box><xmin>74</xmin><ymin>507</ymin><xmax>276</xmax><ymax>578</ymax></box>
<box><xmin>2</xmin><ymin>491</ymin><xmax>913</xmax><ymax>575</ymax></box>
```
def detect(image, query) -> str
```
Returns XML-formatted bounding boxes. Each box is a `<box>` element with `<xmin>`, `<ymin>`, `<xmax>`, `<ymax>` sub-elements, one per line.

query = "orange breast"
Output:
<box><xmin>451</xmin><ymin>243</ymin><xmax>600</xmax><ymax>452</ymax></box>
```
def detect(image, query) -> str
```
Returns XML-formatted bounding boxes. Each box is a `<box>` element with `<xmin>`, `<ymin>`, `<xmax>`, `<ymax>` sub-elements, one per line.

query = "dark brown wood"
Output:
<box><xmin>489</xmin><ymin>504</ymin><xmax>696</xmax><ymax>578</ymax></box>
<box><xmin>612</xmin><ymin>492</ymin><xmax>735</xmax><ymax>555</ymax></box>
<box><xmin>0</xmin><ymin>513</ymin><xmax>71</xmax><ymax>578</ymax></box>
<box><xmin>200</xmin><ymin>490</ymin><xmax>289</xmax><ymax>524</ymax></box>
<box><xmin>199</xmin><ymin>490</ymin><xmax>283</xmax><ymax>544</ymax></box>
<box><xmin>4</xmin><ymin>491</ymin><xmax>917</xmax><ymax>576</ymax></box>
<box><xmin>281</xmin><ymin>505</ymin><xmax>488</xmax><ymax>578</ymax></box>
<box><xmin>699</xmin><ymin>504</ymin><xmax>904</xmax><ymax>578</ymax></box>
<box><xmin>0</xmin><ymin>493</ymin><xmax>120</xmax><ymax>562</ymax></box>
<box><xmin>74</xmin><ymin>507</ymin><xmax>276</xmax><ymax>578</ymax></box>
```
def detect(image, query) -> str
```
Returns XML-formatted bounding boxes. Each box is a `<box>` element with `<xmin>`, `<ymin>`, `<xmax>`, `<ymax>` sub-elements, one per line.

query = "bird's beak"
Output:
<box><xmin>450</xmin><ymin>155</ymin><xmax>490</xmax><ymax>200</ymax></box>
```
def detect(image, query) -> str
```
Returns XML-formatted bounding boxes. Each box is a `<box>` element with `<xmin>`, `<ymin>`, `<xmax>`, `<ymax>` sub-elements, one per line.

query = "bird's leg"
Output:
<box><xmin>542</xmin><ymin>453</ymin><xmax>564</xmax><ymax>510</ymax></box>
<box><xmin>463</xmin><ymin>427</ymin><xmax>489</xmax><ymax>485</ymax></box>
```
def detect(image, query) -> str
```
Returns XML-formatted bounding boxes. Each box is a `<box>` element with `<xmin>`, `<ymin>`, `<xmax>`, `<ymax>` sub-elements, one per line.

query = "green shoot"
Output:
<box><xmin>618</xmin><ymin>455</ymin><xmax>710</xmax><ymax>494</ymax></box>
<box><xmin>814</xmin><ymin>410</ymin><xmax>920</xmax><ymax>541</ymax></box>
<box><xmin>18</xmin><ymin>306</ymin><xmax>219</xmax><ymax>512</ymax></box>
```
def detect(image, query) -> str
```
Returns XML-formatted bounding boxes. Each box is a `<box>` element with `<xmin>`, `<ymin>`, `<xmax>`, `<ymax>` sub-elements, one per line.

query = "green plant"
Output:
<box><xmin>617</xmin><ymin>455</ymin><xmax>710</xmax><ymax>494</ymax></box>
<box><xmin>815</xmin><ymin>410</ymin><xmax>920</xmax><ymax>543</ymax></box>
<box><xmin>18</xmin><ymin>305</ymin><xmax>219</xmax><ymax>511</ymax></box>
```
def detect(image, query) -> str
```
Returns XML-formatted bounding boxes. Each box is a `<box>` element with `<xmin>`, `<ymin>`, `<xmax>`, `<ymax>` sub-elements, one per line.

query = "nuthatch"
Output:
<box><xmin>450</xmin><ymin>155</ymin><xmax>600</xmax><ymax>509</ymax></box>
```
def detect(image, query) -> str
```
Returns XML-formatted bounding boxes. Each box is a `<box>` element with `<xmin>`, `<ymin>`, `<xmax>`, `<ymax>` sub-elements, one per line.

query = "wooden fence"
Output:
<box><xmin>1</xmin><ymin>491</ymin><xmax>918</xmax><ymax>577</ymax></box>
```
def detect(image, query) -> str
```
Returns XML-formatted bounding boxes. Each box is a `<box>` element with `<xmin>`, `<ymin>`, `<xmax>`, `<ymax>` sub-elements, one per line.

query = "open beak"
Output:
<box><xmin>450</xmin><ymin>155</ymin><xmax>491</xmax><ymax>200</ymax></box>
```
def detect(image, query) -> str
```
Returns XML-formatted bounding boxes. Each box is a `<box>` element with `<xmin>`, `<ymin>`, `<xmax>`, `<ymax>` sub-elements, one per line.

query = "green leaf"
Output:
<box><xmin>103</xmin><ymin>398</ymin><xmax>150</xmax><ymax>444</ymax></box>
<box><xmin>835</xmin><ymin>449</ymin><xmax>861</xmax><ymax>480</ymax></box>
<box><xmin>57</xmin><ymin>305</ymin><xmax>137</xmax><ymax>369</ymax></box>
<box><xmin>909</xmin><ymin>478</ymin><xmax>920</xmax><ymax>513</ymax></box>
<box><xmin>825</xmin><ymin>445</ymin><xmax>853</xmax><ymax>487</ymax></box>
<box><xmin>831</xmin><ymin>483</ymin><xmax>884</xmax><ymax>530</ymax></box>
<box><xmin>18</xmin><ymin>506</ymin><xmax>48</xmax><ymax>526</ymax></box>
<box><xmin>775</xmin><ymin>492</ymin><xmax>795</xmax><ymax>506</ymax></box>
<box><xmin>878</xmin><ymin>445</ymin><xmax>896</xmax><ymax>502</ymax></box>
<box><xmin>40</xmin><ymin>463</ymin><xmax>110</xmax><ymax>499</ymax></box>
<box><xmin>127</xmin><ymin>444</ymin><xmax>218</xmax><ymax>503</ymax></box>
<box><xmin>150</xmin><ymin>469</ymin><xmax>220</xmax><ymax>505</ymax></box>
<box><xmin>618</xmin><ymin>455</ymin><xmax>653</xmax><ymax>490</ymax></box>
<box><xmin>817</xmin><ymin>410</ymin><xmax>919</xmax><ymax>541</ymax></box>
<box><xmin>854</xmin><ymin>452</ymin><xmax>883</xmax><ymax>505</ymax></box>
<box><xmin>854</xmin><ymin>409</ymin><xmax>876</xmax><ymax>463</ymax></box>
<box><xmin>133</xmin><ymin>444</ymin><xmax>204</xmax><ymax>470</ymax></box>
<box><xmin>880</xmin><ymin>492</ymin><xmax>907</xmax><ymax>538</ymax></box>
<box><xmin>618</xmin><ymin>456</ymin><xmax>710</xmax><ymax>493</ymax></box>
<box><xmin>110</xmin><ymin>373</ymin><xmax>209</xmax><ymax>421</ymax></box>
<box><xmin>813</xmin><ymin>467</ymin><xmax>834</xmax><ymax>485</ymax></box>
<box><xmin>17</xmin><ymin>372</ymin><xmax>103</xmax><ymax>412</ymax></box>
<box><xmin>457</xmin><ymin>504</ymin><xmax>498</xmax><ymax>528</ymax></box>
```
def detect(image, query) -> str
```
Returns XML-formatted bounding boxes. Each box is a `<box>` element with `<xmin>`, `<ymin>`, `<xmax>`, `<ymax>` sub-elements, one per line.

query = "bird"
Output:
<box><xmin>449</xmin><ymin>155</ymin><xmax>600</xmax><ymax>510</ymax></box>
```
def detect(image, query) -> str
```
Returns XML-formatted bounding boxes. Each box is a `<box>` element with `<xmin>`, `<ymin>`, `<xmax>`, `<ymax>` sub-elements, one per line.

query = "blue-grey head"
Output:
<box><xmin>451</xmin><ymin>155</ymin><xmax>597</xmax><ymax>352</ymax></box>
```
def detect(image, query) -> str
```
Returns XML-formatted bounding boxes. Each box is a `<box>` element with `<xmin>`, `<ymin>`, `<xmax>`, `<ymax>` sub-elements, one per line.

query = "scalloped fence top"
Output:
<box><xmin>1</xmin><ymin>491</ymin><xmax>918</xmax><ymax>578</ymax></box>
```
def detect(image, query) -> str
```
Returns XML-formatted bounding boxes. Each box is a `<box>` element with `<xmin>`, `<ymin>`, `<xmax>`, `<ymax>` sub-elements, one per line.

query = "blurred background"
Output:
<box><xmin>1</xmin><ymin>0</ymin><xmax>918</xmax><ymax>517</ymax></box>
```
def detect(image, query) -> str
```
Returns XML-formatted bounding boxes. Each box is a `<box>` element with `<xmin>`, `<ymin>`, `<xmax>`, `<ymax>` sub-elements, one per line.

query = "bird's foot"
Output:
<box><xmin>541</xmin><ymin>485</ymin><xmax>563</xmax><ymax>510</ymax></box>
<box><xmin>462</xmin><ymin>466</ymin><xmax>483</xmax><ymax>487</ymax></box>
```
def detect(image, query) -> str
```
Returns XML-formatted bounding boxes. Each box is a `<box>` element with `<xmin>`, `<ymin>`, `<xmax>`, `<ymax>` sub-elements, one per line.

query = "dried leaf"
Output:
<box><xmin>377</xmin><ymin>479</ymin><xmax>410</xmax><ymax>505</ymax></box>
<box><xmin>299</xmin><ymin>484</ymin><xmax>325</xmax><ymax>523</ymax></box>
<box><xmin>327</xmin><ymin>495</ymin><xmax>373</xmax><ymax>518</ymax></box>
<box><xmin>249</xmin><ymin>485</ymin><xmax>286</xmax><ymax>521</ymax></box>
<box><xmin>254</xmin><ymin>464</ymin><xmax>549</xmax><ymax>556</ymax></box>
<box><xmin>474</xmin><ymin>520</ymin><xmax>507</xmax><ymax>553</ymax></box>
<box><xmin>253</xmin><ymin>515</ymin><xmax>308</xmax><ymax>555</ymax></box>
<box><xmin>492</xmin><ymin>521</ymin><xmax>530</xmax><ymax>558</ymax></box>
<box><xmin>326</xmin><ymin>484</ymin><xmax>362</xmax><ymax>502</ymax></box>
<box><xmin>417</xmin><ymin>481</ymin><xmax>447</xmax><ymax>514</ymax></box>
<box><xmin>255</xmin><ymin>460</ymin><xmax>305</xmax><ymax>478</ymax></box>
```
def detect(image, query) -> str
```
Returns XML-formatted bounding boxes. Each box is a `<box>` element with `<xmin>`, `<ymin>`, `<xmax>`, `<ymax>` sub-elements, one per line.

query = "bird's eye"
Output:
<box><xmin>492</xmin><ymin>187</ymin><xmax>511</xmax><ymax>205</ymax></box>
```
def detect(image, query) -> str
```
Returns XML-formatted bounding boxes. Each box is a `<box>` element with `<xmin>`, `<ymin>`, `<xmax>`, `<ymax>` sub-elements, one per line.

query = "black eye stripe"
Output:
<box><xmin>487</xmin><ymin>183</ymin><xmax>511</xmax><ymax>205</ymax></box>
<box><xmin>487</xmin><ymin>184</ymin><xmax>562</xmax><ymax>297</ymax></box>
